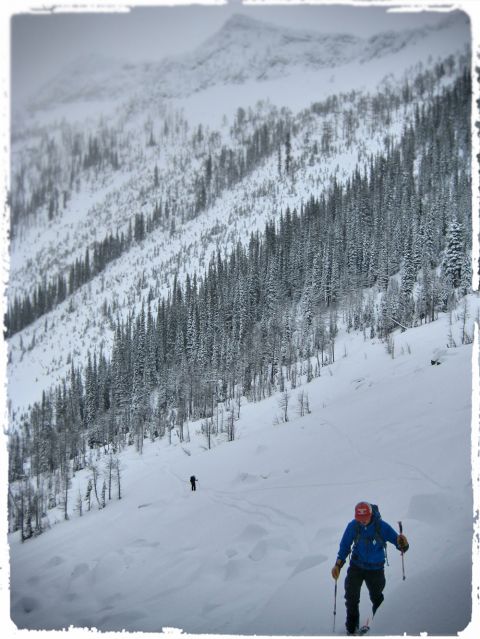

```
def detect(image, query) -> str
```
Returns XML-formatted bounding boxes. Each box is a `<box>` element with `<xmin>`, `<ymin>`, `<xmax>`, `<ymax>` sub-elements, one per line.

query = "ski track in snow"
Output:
<box><xmin>323</xmin><ymin>417</ymin><xmax>450</xmax><ymax>490</ymax></box>
<box><xmin>7</xmin><ymin>296</ymin><xmax>477</xmax><ymax>635</ymax></box>
<box><xmin>6</xmin><ymin>12</ymin><xmax>476</xmax><ymax>637</ymax></box>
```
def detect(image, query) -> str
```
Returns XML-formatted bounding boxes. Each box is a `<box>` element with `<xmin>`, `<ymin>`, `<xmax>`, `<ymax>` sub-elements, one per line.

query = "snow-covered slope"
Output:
<box><xmin>6</xmin><ymin>10</ymin><xmax>471</xmax><ymax>421</ymax></box>
<box><xmin>3</xmin><ymin>90</ymin><xmax>421</xmax><ymax>415</ymax></box>
<box><xmin>24</xmin><ymin>12</ymin><xmax>469</xmax><ymax>116</ymax></box>
<box><xmin>7</xmin><ymin>296</ymin><xmax>478</xmax><ymax>635</ymax></box>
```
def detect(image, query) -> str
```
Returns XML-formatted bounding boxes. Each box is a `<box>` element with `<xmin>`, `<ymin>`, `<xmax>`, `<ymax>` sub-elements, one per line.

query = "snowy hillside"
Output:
<box><xmin>8</xmin><ymin>296</ymin><xmax>477</xmax><ymax>635</ymax></box>
<box><xmin>6</xmin><ymin>11</ymin><xmax>470</xmax><ymax>420</ymax></box>
<box><xmin>21</xmin><ymin>13</ymin><xmax>468</xmax><ymax>117</ymax></box>
<box><xmin>6</xmin><ymin>9</ymin><xmax>476</xmax><ymax>635</ymax></box>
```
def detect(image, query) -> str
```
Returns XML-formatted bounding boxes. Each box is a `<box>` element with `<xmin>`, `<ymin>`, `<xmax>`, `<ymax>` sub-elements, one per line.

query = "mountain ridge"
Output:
<box><xmin>23</xmin><ymin>11</ymin><xmax>468</xmax><ymax>112</ymax></box>
<box><xmin>7</xmin><ymin>9</ymin><xmax>471</xmax><ymax>421</ymax></box>
<box><xmin>5</xmin><ymin>15</ymin><xmax>474</xmax><ymax>635</ymax></box>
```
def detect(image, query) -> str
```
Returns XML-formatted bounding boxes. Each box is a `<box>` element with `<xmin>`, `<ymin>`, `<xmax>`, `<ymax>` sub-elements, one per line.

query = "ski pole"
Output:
<box><xmin>333</xmin><ymin>580</ymin><xmax>338</xmax><ymax>632</ymax></box>
<box><xmin>398</xmin><ymin>521</ymin><xmax>406</xmax><ymax>581</ymax></box>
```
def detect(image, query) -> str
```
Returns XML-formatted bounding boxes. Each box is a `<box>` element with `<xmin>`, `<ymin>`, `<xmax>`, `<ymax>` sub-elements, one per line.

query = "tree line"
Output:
<box><xmin>6</xmin><ymin>106</ymin><xmax>295</xmax><ymax>338</ymax></box>
<box><xmin>7</xmin><ymin>68</ymin><xmax>472</xmax><ymax>539</ymax></box>
<box><xmin>6</xmin><ymin>230</ymin><xmax>127</xmax><ymax>337</ymax></box>
<box><xmin>8</xmin><ymin>56</ymin><xmax>465</xmax><ymax>340</ymax></box>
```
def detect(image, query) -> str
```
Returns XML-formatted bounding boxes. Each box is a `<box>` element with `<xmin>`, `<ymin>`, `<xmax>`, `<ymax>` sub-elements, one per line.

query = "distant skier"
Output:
<box><xmin>190</xmin><ymin>475</ymin><xmax>198</xmax><ymax>491</ymax></box>
<box><xmin>331</xmin><ymin>502</ymin><xmax>409</xmax><ymax>636</ymax></box>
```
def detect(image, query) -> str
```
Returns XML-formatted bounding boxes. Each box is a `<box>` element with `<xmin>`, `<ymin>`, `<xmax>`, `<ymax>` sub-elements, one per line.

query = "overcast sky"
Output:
<box><xmin>7</xmin><ymin>1</ymin><xmax>475</xmax><ymax>107</ymax></box>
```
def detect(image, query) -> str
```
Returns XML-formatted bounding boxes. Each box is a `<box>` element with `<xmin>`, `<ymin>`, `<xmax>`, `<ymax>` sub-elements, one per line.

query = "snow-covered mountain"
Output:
<box><xmin>5</xmin><ymin>9</ymin><xmax>476</xmax><ymax>635</ymax></box>
<box><xmin>24</xmin><ymin>12</ymin><xmax>469</xmax><ymax>114</ymax></box>
<box><xmin>7</xmin><ymin>11</ymin><xmax>471</xmax><ymax>420</ymax></box>
<box><xmin>7</xmin><ymin>295</ymin><xmax>477</xmax><ymax>634</ymax></box>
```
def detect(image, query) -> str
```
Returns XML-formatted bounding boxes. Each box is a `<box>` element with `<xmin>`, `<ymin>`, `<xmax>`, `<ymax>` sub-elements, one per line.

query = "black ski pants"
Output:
<box><xmin>344</xmin><ymin>564</ymin><xmax>385</xmax><ymax>633</ymax></box>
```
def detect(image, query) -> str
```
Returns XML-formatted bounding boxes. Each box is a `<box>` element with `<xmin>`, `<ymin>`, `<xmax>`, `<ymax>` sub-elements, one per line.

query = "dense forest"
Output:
<box><xmin>7</xmin><ymin>68</ymin><xmax>472</xmax><ymax>539</ymax></box>
<box><xmin>6</xmin><ymin>56</ymin><xmax>465</xmax><ymax>337</ymax></box>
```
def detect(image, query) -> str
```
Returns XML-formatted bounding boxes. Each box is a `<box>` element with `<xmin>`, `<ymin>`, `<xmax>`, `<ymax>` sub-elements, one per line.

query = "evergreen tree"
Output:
<box><xmin>443</xmin><ymin>219</ymin><xmax>465</xmax><ymax>287</ymax></box>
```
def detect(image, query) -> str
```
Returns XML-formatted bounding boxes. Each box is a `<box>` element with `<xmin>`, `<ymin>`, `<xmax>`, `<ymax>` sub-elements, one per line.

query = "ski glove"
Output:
<box><xmin>397</xmin><ymin>534</ymin><xmax>409</xmax><ymax>552</ymax></box>
<box><xmin>331</xmin><ymin>559</ymin><xmax>344</xmax><ymax>580</ymax></box>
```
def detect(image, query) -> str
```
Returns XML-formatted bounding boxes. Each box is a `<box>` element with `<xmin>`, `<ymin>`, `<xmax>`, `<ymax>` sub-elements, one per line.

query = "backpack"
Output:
<box><xmin>352</xmin><ymin>503</ymin><xmax>388</xmax><ymax>564</ymax></box>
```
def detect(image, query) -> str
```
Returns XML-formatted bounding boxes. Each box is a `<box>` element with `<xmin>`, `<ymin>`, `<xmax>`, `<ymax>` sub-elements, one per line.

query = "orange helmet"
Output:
<box><xmin>355</xmin><ymin>501</ymin><xmax>372</xmax><ymax>525</ymax></box>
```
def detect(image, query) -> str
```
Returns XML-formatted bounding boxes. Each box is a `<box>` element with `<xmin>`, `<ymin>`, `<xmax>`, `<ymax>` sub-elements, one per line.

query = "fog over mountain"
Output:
<box><xmin>5</xmin><ymin>7</ymin><xmax>476</xmax><ymax>637</ymax></box>
<box><xmin>22</xmin><ymin>12</ymin><xmax>468</xmax><ymax>112</ymax></box>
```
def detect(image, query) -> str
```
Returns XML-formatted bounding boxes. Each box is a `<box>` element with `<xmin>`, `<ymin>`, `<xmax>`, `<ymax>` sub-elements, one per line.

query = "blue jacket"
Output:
<box><xmin>337</xmin><ymin>516</ymin><xmax>400</xmax><ymax>570</ymax></box>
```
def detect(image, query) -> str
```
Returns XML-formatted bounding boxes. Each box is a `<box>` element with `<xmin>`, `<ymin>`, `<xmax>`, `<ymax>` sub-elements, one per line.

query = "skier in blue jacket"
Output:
<box><xmin>331</xmin><ymin>502</ymin><xmax>409</xmax><ymax>635</ymax></box>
